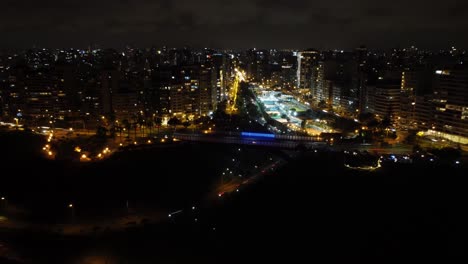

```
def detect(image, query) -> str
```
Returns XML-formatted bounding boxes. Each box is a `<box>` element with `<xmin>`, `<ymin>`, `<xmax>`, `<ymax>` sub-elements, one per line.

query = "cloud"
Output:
<box><xmin>0</xmin><ymin>0</ymin><xmax>467</xmax><ymax>49</ymax></box>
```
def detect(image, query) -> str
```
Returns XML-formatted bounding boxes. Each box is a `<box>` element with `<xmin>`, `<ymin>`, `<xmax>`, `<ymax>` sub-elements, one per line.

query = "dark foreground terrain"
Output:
<box><xmin>1</xmin><ymin>131</ymin><xmax>467</xmax><ymax>263</ymax></box>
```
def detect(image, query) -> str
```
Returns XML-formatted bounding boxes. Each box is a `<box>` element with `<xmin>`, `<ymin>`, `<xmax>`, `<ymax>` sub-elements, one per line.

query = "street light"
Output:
<box><xmin>0</xmin><ymin>197</ymin><xmax>5</xmax><ymax>209</ymax></box>
<box><xmin>68</xmin><ymin>203</ymin><xmax>75</xmax><ymax>220</ymax></box>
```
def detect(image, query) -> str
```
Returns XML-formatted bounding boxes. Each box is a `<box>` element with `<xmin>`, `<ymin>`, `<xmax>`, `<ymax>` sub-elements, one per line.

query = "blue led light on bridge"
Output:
<box><xmin>241</xmin><ymin>132</ymin><xmax>275</xmax><ymax>139</ymax></box>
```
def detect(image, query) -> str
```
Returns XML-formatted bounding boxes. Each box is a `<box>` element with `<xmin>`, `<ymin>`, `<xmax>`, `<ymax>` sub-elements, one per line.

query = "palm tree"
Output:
<box><xmin>109</xmin><ymin>125</ymin><xmax>116</xmax><ymax>139</ymax></box>
<box><xmin>154</xmin><ymin>117</ymin><xmax>162</xmax><ymax>136</ymax></box>
<box><xmin>146</xmin><ymin>119</ymin><xmax>154</xmax><ymax>136</ymax></box>
<box><xmin>96</xmin><ymin>125</ymin><xmax>108</xmax><ymax>138</ymax></box>
<box><xmin>114</xmin><ymin>124</ymin><xmax>123</xmax><ymax>141</ymax></box>
<box><xmin>80</xmin><ymin>115</ymin><xmax>89</xmax><ymax>130</ymax></box>
<box><xmin>132</xmin><ymin>121</ymin><xmax>138</xmax><ymax>140</ymax></box>
<box><xmin>137</xmin><ymin>115</ymin><xmax>145</xmax><ymax>137</ymax></box>
<box><xmin>168</xmin><ymin>116</ymin><xmax>180</xmax><ymax>134</ymax></box>
<box><xmin>182</xmin><ymin>121</ymin><xmax>191</xmax><ymax>129</ymax></box>
<box><xmin>122</xmin><ymin>119</ymin><xmax>131</xmax><ymax>138</ymax></box>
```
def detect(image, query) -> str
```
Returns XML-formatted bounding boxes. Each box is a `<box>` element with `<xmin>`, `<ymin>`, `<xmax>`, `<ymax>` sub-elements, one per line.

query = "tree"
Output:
<box><xmin>115</xmin><ymin>124</ymin><xmax>123</xmax><ymax>141</ymax></box>
<box><xmin>122</xmin><ymin>119</ymin><xmax>131</xmax><ymax>137</ymax></box>
<box><xmin>358</xmin><ymin>112</ymin><xmax>374</xmax><ymax>123</ymax></box>
<box><xmin>367</xmin><ymin>119</ymin><xmax>379</xmax><ymax>130</ymax></box>
<box><xmin>80</xmin><ymin>115</ymin><xmax>89</xmax><ymax>130</ymax></box>
<box><xmin>413</xmin><ymin>144</ymin><xmax>422</xmax><ymax>153</ymax></box>
<box><xmin>182</xmin><ymin>121</ymin><xmax>191</xmax><ymax>129</ymax></box>
<box><xmin>404</xmin><ymin>130</ymin><xmax>417</xmax><ymax>144</ymax></box>
<box><xmin>146</xmin><ymin>119</ymin><xmax>154</xmax><ymax>136</ymax></box>
<box><xmin>131</xmin><ymin>121</ymin><xmax>138</xmax><ymax>139</ymax></box>
<box><xmin>193</xmin><ymin>117</ymin><xmax>205</xmax><ymax>126</ymax></box>
<box><xmin>96</xmin><ymin>126</ymin><xmax>108</xmax><ymax>138</ymax></box>
<box><xmin>137</xmin><ymin>115</ymin><xmax>145</xmax><ymax>137</ymax></box>
<box><xmin>54</xmin><ymin>139</ymin><xmax>78</xmax><ymax>161</ymax></box>
<box><xmin>109</xmin><ymin>125</ymin><xmax>116</xmax><ymax>138</ymax></box>
<box><xmin>154</xmin><ymin>117</ymin><xmax>162</xmax><ymax>136</ymax></box>
<box><xmin>168</xmin><ymin>117</ymin><xmax>180</xmax><ymax>132</ymax></box>
<box><xmin>381</xmin><ymin>116</ymin><xmax>391</xmax><ymax>129</ymax></box>
<box><xmin>318</xmin><ymin>100</ymin><xmax>327</xmax><ymax>108</ymax></box>
<box><xmin>266</xmin><ymin>118</ymin><xmax>276</xmax><ymax>126</ymax></box>
<box><xmin>108</xmin><ymin>112</ymin><xmax>116</xmax><ymax>124</ymax></box>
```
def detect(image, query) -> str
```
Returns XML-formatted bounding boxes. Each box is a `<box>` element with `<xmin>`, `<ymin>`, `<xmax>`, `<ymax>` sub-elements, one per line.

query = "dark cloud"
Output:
<box><xmin>255</xmin><ymin>0</ymin><xmax>310</xmax><ymax>10</ymax></box>
<box><xmin>0</xmin><ymin>0</ymin><xmax>467</xmax><ymax>49</ymax></box>
<box><xmin>363</xmin><ymin>6</ymin><xmax>395</xmax><ymax>17</ymax></box>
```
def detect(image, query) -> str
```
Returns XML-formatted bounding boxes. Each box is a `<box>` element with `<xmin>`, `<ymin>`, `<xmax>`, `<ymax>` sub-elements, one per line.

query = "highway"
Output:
<box><xmin>226</xmin><ymin>68</ymin><xmax>246</xmax><ymax>115</ymax></box>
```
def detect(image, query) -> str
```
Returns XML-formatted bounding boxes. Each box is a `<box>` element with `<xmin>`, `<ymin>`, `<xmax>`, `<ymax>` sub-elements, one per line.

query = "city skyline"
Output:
<box><xmin>1</xmin><ymin>0</ymin><xmax>468</xmax><ymax>49</ymax></box>
<box><xmin>1</xmin><ymin>45</ymin><xmax>466</xmax><ymax>261</ymax></box>
<box><xmin>1</xmin><ymin>2</ymin><xmax>468</xmax><ymax>264</ymax></box>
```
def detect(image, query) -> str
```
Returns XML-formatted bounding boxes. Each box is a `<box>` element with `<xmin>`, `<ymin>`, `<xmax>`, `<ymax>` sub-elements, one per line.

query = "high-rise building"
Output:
<box><xmin>413</xmin><ymin>94</ymin><xmax>433</xmax><ymax>130</ymax></box>
<box><xmin>169</xmin><ymin>84</ymin><xmax>188</xmax><ymax>114</ymax></box>
<box><xmin>99</xmin><ymin>70</ymin><xmax>120</xmax><ymax>116</ymax></box>
<box><xmin>296</xmin><ymin>50</ymin><xmax>319</xmax><ymax>90</ymax></box>
<box><xmin>177</xmin><ymin>65</ymin><xmax>199</xmax><ymax>115</ymax></box>
<box><xmin>23</xmin><ymin>73</ymin><xmax>59</xmax><ymax>118</ymax></box>
<box><xmin>1</xmin><ymin>66</ymin><xmax>26</xmax><ymax>119</ymax></box>
<box><xmin>112</xmin><ymin>79</ymin><xmax>141</xmax><ymax>121</ymax></box>
<box><xmin>374</xmin><ymin>78</ymin><xmax>401</xmax><ymax>123</ymax></box>
<box><xmin>166</xmin><ymin>64</ymin><xmax>217</xmax><ymax>116</ymax></box>
<box><xmin>312</xmin><ymin>53</ymin><xmax>356</xmax><ymax>113</ymax></box>
<box><xmin>431</xmin><ymin>67</ymin><xmax>468</xmax><ymax>143</ymax></box>
<box><xmin>314</xmin><ymin>62</ymin><xmax>331</xmax><ymax>107</ymax></box>
<box><xmin>355</xmin><ymin>45</ymin><xmax>368</xmax><ymax>113</ymax></box>
<box><xmin>79</xmin><ymin>79</ymin><xmax>101</xmax><ymax>121</ymax></box>
<box><xmin>244</xmin><ymin>49</ymin><xmax>269</xmax><ymax>83</ymax></box>
<box><xmin>281</xmin><ymin>64</ymin><xmax>295</xmax><ymax>89</ymax></box>
<box><xmin>54</xmin><ymin>63</ymin><xmax>79</xmax><ymax>119</ymax></box>
<box><xmin>278</xmin><ymin>50</ymin><xmax>297</xmax><ymax>90</ymax></box>
<box><xmin>211</xmin><ymin>53</ymin><xmax>232</xmax><ymax>101</ymax></box>
<box><xmin>400</xmin><ymin>69</ymin><xmax>434</xmax><ymax>129</ymax></box>
<box><xmin>151</xmin><ymin>66</ymin><xmax>173</xmax><ymax>115</ymax></box>
<box><xmin>198</xmin><ymin>63</ymin><xmax>217</xmax><ymax>115</ymax></box>
<box><xmin>365</xmin><ymin>85</ymin><xmax>376</xmax><ymax>113</ymax></box>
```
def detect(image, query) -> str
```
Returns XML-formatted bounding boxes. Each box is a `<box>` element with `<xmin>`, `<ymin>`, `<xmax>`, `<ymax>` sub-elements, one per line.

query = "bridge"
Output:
<box><xmin>172</xmin><ymin>131</ymin><xmax>413</xmax><ymax>154</ymax></box>
<box><xmin>173</xmin><ymin>131</ymin><xmax>328</xmax><ymax>150</ymax></box>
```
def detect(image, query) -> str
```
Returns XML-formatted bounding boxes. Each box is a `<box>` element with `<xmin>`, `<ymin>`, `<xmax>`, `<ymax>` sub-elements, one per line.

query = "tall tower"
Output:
<box><xmin>99</xmin><ymin>70</ymin><xmax>120</xmax><ymax>116</ymax></box>
<box><xmin>198</xmin><ymin>63</ymin><xmax>217</xmax><ymax>115</ymax></box>
<box><xmin>296</xmin><ymin>50</ymin><xmax>319</xmax><ymax>91</ymax></box>
<box><xmin>432</xmin><ymin>67</ymin><xmax>468</xmax><ymax>143</ymax></box>
<box><xmin>355</xmin><ymin>45</ymin><xmax>368</xmax><ymax>113</ymax></box>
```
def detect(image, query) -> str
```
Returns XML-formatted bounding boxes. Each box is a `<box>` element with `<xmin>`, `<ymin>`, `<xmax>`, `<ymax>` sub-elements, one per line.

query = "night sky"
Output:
<box><xmin>1</xmin><ymin>0</ymin><xmax>468</xmax><ymax>49</ymax></box>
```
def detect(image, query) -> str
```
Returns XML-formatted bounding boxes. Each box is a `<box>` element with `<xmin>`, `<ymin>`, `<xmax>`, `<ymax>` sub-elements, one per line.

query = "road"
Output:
<box><xmin>226</xmin><ymin>68</ymin><xmax>246</xmax><ymax>115</ymax></box>
<box><xmin>212</xmin><ymin>159</ymin><xmax>286</xmax><ymax>198</ymax></box>
<box><xmin>333</xmin><ymin>143</ymin><xmax>413</xmax><ymax>155</ymax></box>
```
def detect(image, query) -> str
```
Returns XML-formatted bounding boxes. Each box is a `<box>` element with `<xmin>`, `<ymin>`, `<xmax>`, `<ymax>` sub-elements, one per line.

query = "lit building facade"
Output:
<box><xmin>297</xmin><ymin>50</ymin><xmax>319</xmax><ymax>90</ymax></box>
<box><xmin>431</xmin><ymin>67</ymin><xmax>468</xmax><ymax>143</ymax></box>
